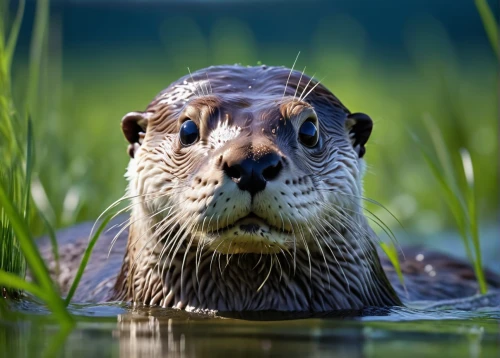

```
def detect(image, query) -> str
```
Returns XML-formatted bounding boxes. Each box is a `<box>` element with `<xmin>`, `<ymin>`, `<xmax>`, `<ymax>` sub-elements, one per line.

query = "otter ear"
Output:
<box><xmin>345</xmin><ymin>112</ymin><xmax>373</xmax><ymax>158</ymax></box>
<box><xmin>121</xmin><ymin>111</ymin><xmax>151</xmax><ymax>158</ymax></box>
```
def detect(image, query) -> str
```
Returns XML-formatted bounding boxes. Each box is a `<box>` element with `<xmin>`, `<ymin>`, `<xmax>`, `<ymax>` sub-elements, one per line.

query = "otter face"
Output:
<box><xmin>121</xmin><ymin>65</ymin><xmax>372</xmax><ymax>256</ymax></box>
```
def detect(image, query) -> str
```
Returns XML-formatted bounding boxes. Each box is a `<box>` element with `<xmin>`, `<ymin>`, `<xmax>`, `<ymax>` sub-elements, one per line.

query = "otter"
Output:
<box><xmin>38</xmin><ymin>65</ymin><xmax>500</xmax><ymax>312</ymax></box>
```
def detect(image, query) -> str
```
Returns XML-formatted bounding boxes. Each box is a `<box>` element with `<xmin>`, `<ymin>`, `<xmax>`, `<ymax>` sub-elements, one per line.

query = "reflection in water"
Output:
<box><xmin>114</xmin><ymin>308</ymin><xmax>367</xmax><ymax>357</ymax></box>
<box><xmin>115</xmin><ymin>316</ymin><xmax>362</xmax><ymax>357</ymax></box>
<box><xmin>116</xmin><ymin>315</ymin><xmax>163</xmax><ymax>357</ymax></box>
<box><xmin>2</xmin><ymin>304</ymin><xmax>500</xmax><ymax>357</ymax></box>
<box><xmin>111</xmin><ymin>306</ymin><xmax>500</xmax><ymax>357</ymax></box>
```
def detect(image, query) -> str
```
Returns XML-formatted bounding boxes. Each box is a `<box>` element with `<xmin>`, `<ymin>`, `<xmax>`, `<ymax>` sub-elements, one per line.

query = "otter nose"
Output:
<box><xmin>223</xmin><ymin>152</ymin><xmax>283</xmax><ymax>195</ymax></box>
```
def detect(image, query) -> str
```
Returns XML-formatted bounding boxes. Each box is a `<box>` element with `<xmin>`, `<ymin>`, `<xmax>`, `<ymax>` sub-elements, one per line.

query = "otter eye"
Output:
<box><xmin>298</xmin><ymin>120</ymin><xmax>318</xmax><ymax>147</ymax></box>
<box><xmin>179</xmin><ymin>120</ymin><xmax>199</xmax><ymax>146</ymax></box>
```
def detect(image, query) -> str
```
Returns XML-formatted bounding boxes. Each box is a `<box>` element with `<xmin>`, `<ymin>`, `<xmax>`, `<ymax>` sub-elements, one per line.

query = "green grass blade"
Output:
<box><xmin>460</xmin><ymin>148</ymin><xmax>487</xmax><ymax>294</ymax></box>
<box><xmin>27</xmin><ymin>0</ymin><xmax>49</xmax><ymax>112</ymax></box>
<box><xmin>41</xmin><ymin>324</ymin><xmax>73</xmax><ymax>358</ymax></box>
<box><xmin>418</xmin><ymin>119</ymin><xmax>473</xmax><ymax>252</ymax></box>
<box><xmin>5</xmin><ymin>0</ymin><xmax>25</xmax><ymax>71</ymax></box>
<box><xmin>0</xmin><ymin>181</ymin><xmax>73</xmax><ymax>324</ymax></box>
<box><xmin>64</xmin><ymin>214</ymin><xmax>113</xmax><ymax>305</ymax></box>
<box><xmin>24</xmin><ymin>117</ymin><xmax>34</xmax><ymax>215</ymax></box>
<box><xmin>418</xmin><ymin>143</ymin><xmax>472</xmax><ymax>256</ymax></box>
<box><xmin>0</xmin><ymin>183</ymin><xmax>50</xmax><ymax>289</ymax></box>
<box><xmin>380</xmin><ymin>241</ymin><xmax>405</xmax><ymax>287</ymax></box>
<box><xmin>413</xmin><ymin>117</ymin><xmax>488</xmax><ymax>294</ymax></box>
<box><xmin>0</xmin><ymin>270</ymin><xmax>47</xmax><ymax>300</ymax></box>
<box><xmin>475</xmin><ymin>0</ymin><xmax>499</xmax><ymax>57</ymax></box>
<box><xmin>361</xmin><ymin>196</ymin><xmax>408</xmax><ymax>233</ymax></box>
<box><xmin>363</xmin><ymin>206</ymin><xmax>400</xmax><ymax>245</ymax></box>
<box><xmin>38</xmin><ymin>207</ymin><xmax>60</xmax><ymax>277</ymax></box>
<box><xmin>425</xmin><ymin>118</ymin><xmax>486</xmax><ymax>293</ymax></box>
<box><xmin>423</xmin><ymin>116</ymin><xmax>464</xmax><ymax>203</ymax></box>
<box><xmin>1</xmin><ymin>168</ymin><xmax>28</xmax><ymax>297</ymax></box>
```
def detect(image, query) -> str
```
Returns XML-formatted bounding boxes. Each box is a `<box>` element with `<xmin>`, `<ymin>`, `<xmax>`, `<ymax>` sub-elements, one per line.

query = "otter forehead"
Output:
<box><xmin>149</xmin><ymin>65</ymin><xmax>349</xmax><ymax>116</ymax></box>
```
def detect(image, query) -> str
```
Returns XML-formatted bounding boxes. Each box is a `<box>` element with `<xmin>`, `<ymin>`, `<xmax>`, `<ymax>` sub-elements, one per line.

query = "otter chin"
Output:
<box><xmin>38</xmin><ymin>64</ymin><xmax>500</xmax><ymax>312</ymax></box>
<box><xmin>204</xmin><ymin>213</ymin><xmax>290</xmax><ymax>254</ymax></box>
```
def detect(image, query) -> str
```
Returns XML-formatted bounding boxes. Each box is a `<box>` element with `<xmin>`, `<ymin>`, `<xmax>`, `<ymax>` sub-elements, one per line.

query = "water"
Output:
<box><xmin>2</xmin><ymin>299</ymin><xmax>499</xmax><ymax>357</ymax></box>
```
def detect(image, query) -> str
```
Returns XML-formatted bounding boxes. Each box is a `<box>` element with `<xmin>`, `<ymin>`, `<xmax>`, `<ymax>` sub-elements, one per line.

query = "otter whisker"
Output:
<box><xmin>180</xmin><ymin>223</ymin><xmax>198</xmax><ymax>298</ymax></box>
<box><xmin>108</xmin><ymin>200</ymin><xmax>180</xmax><ymax>258</ymax></box>
<box><xmin>159</xmin><ymin>227</ymin><xmax>192</xmax><ymax>291</ymax></box>
<box><xmin>217</xmin><ymin>249</ymin><xmax>225</xmax><ymax>277</ymax></box>
<box><xmin>193</xmin><ymin>234</ymin><xmax>204</xmax><ymax>283</ymax></box>
<box><xmin>105</xmin><ymin>183</ymin><xmax>193</xmax><ymax>239</ymax></box>
<box><xmin>316</xmin><ymin>202</ymin><xmax>381</xmax><ymax>273</ymax></box>
<box><xmin>132</xmin><ymin>204</ymin><xmax>188</xmax><ymax>275</ymax></box>
<box><xmin>205</xmin><ymin>71</ymin><xmax>213</xmax><ymax>94</ymax></box>
<box><xmin>310</xmin><ymin>183</ymin><xmax>402</xmax><ymax>253</ymax></box>
<box><xmin>307</xmin><ymin>222</ymin><xmax>339</xmax><ymax>288</ymax></box>
<box><xmin>340</xmin><ymin>191</ymin><xmax>403</xmax><ymax>228</ymax></box>
<box><xmin>127</xmin><ymin>202</ymin><xmax>185</xmax><ymax>263</ymax></box>
<box><xmin>130</xmin><ymin>212</ymin><xmax>181</xmax><ymax>283</ymax></box>
<box><xmin>284</xmin><ymin>216</ymin><xmax>298</xmax><ymax>274</ymax></box>
<box><xmin>282</xmin><ymin>51</ymin><xmax>301</xmax><ymax>99</ymax></box>
<box><xmin>277</xmin><ymin>247</ymin><xmax>292</xmax><ymax>278</ymax></box>
<box><xmin>195</xmin><ymin>214</ymin><xmax>215</xmax><ymax>283</ymax></box>
<box><xmin>209</xmin><ymin>237</ymin><xmax>230</xmax><ymax>273</ymax></box>
<box><xmin>165</xmin><ymin>216</ymin><xmax>196</xmax><ymax>270</ymax></box>
<box><xmin>224</xmin><ymin>247</ymin><xmax>235</xmax><ymax>271</ymax></box>
<box><xmin>293</xmin><ymin>66</ymin><xmax>307</xmax><ymax>100</ymax></box>
<box><xmin>317</xmin><ymin>215</ymin><xmax>368</xmax><ymax>292</ymax></box>
<box><xmin>294</xmin><ymin>210</ymin><xmax>336</xmax><ymax>290</ymax></box>
<box><xmin>301</xmin><ymin>76</ymin><xmax>326</xmax><ymax>102</ymax></box>
<box><xmin>216</xmin><ymin>215</ymin><xmax>221</xmax><ymax>236</ymax></box>
<box><xmin>314</xmin><ymin>186</ymin><xmax>404</xmax><ymax>233</ymax></box>
<box><xmin>298</xmin><ymin>72</ymin><xmax>316</xmax><ymax>102</ymax></box>
<box><xmin>200</xmin><ymin>216</ymin><xmax>209</xmax><ymax>238</ymax></box>
<box><xmin>252</xmin><ymin>250</ymin><xmax>265</xmax><ymax>270</ymax></box>
<box><xmin>323</xmin><ymin>196</ymin><xmax>402</xmax><ymax>254</ymax></box>
<box><xmin>128</xmin><ymin>215</ymin><xmax>172</xmax><ymax>274</ymax></box>
<box><xmin>201</xmin><ymin>74</ymin><xmax>210</xmax><ymax>97</ymax></box>
<box><xmin>187</xmin><ymin>67</ymin><xmax>202</xmax><ymax>97</ymax></box>
<box><xmin>289</xmin><ymin>216</ymin><xmax>312</xmax><ymax>279</ymax></box>
<box><xmin>90</xmin><ymin>190</ymin><xmax>163</xmax><ymax>246</ymax></box>
<box><xmin>225</xmin><ymin>212</ymin><xmax>230</xmax><ymax>231</ymax></box>
<box><xmin>278</xmin><ymin>212</ymin><xmax>286</xmax><ymax>232</ymax></box>
<box><xmin>273</xmin><ymin>253</ymin><xmax>284</xmax><ymax>282</ymax></box>
<box><xmin>344</xmin><ymin>204</ymin><xmax>399</xmax><ymax>247</ymax></box>
<box><xmin>257</xmin><ymin>254</ymin><xmax>274</xmax><ymax>292</ymax></box>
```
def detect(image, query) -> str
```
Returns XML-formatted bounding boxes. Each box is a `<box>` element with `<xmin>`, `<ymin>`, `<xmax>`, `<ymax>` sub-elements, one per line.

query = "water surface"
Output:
<box><xmin>2</xmin><ymin>299</ymin><xmax>499</xmax><ymax>357</ymax></box>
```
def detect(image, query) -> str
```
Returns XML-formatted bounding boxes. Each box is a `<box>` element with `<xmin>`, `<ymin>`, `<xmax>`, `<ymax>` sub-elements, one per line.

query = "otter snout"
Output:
<box><xmin>222</xmin><ymin>151</ymin><xmax>284</xmax><ymax>195</ymax></box>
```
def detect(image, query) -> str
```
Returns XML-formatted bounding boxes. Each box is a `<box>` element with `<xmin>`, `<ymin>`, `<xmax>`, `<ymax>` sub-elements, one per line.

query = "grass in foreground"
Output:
<box><xmin>1</xmin><ymin>0</ymin><xmax>115</xmax><ymax>325</ymax></box>
<box><xmin>0</xmin><ymin>0</ymin><xmax>29</xmax><ymax>298</ymax></box>
<box><xmin>0</xmin><ymin>0</ymin><xmax>73</xmax><ymax>326</ymax></box>
<box><xmin>475</xmin><ymin>0</ymin><xmax>499</xmax><ymax>58</ymax></box>
<box><xmin>414</xmin><ymin>117</ymin><xmax>487</xmax><ymax>294</ymax></box>
<box><xmin>408</xmin><ymin>1</ymin><xmax>497</xmax><ymax>294</ymax></box>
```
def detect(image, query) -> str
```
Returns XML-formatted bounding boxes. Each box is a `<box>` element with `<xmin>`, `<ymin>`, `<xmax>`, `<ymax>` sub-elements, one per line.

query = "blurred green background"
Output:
<box><xmin>9</xmin><ymin>0</ymin><xmax>498</xmax><ymax>263</ymax></box>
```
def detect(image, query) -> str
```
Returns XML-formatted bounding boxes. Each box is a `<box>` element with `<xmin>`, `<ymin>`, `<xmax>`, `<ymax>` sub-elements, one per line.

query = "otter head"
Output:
<box><xmin>116</xmin><ymin>65</ymin><xmax>399</xmax><ymax>310</ymax></box>
<box><xmin>121</xmin><ymin>65</ymin><xmax>373</xmax><ymax>256</ymax></box>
